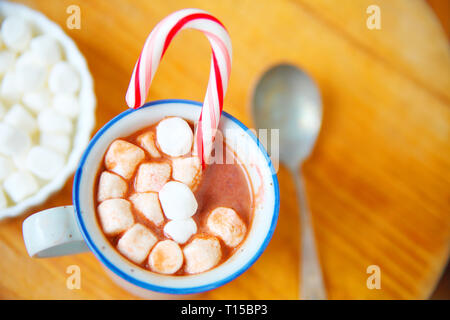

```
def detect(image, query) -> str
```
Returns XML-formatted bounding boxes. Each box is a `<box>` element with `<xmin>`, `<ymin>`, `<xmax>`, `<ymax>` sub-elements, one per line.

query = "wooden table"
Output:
<box><xmin>1</xmin><ymin>0</ymin><xmax>449</xmax><ymax>299</ymax></box>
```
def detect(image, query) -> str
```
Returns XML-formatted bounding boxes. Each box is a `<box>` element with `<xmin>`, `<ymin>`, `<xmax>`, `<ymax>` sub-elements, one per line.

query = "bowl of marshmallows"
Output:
<box><xmin>0</xmin><ymin>2</ymin><xmax>96</xmax><ymax>219</ymax></box>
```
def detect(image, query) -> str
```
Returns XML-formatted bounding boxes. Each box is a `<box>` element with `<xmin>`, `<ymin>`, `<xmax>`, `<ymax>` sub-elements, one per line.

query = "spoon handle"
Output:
<box><xmin>293</xmin><ymin>169</ymin><xmax>327</xmax><ymax>300</ymax></box>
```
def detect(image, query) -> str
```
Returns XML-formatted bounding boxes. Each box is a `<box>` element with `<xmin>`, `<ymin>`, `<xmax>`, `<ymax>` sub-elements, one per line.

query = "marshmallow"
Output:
<box><xmin>39</xmin><ymin>132</ymin><xmax>71</xmax><ymax>155</ymax></box>
<box><xmin>0</xmin><ymin>123</ymin><xmax>31</xmax><ymax>157</ymax></box>
<box><xmin>104</xmin><ymin>140</ymin><xmax>145</xmax><ymax>180</ymax></box>
<box><xmin>172</xmin><ymin>156</ymin><xmax>201</xmax><ymax>189</ymax></box>
<box><xmin>3</xmin><ymin>171</ymin><xmax>39</xmax><ymax>203</ymax></box>
<box><xmin>0</xmin><ymin>155</ymin><xmax>14</xmax><ymax>181</ymax></box>
<box><xmin>183</xmin><ymin>236</ymin><xmax>222</xmax><ymax>274</ymax></box>
<box><xmin>22</xmin><ymin>90</ymin><xmax>51</xmax><ymax>113</ymax></box>
<box><xmin>207</xmin><ymin>207</ymin><xmax>247</xmax><ymax>247</ymax></box>
<box><xmin>135</xmin><ymin>162</ymin><xmax>171</xmax><ymax>193</ymax></box>
<box><xmin>52</xmin><ymin>93</ymin><xmax>79</xmax><ymax>119</ymax></box>
<box><xmin>97</xmin><ymin>199</ymin><xmax>134</xmax><ymax>236</ymax></box>
<box><xmin>148</xmin><ymin>240</ymin><xmax>183</xmax><ymax>274</ymax></box>
<box><xmin>37</xmin><ymin>108</ymin><xmax>73</xmax><ymax>134</ymax></box>
<box><xmin>30</xmin><ymin>35</ymin><xmax>62</xmax><ymax>65</ymax></box>
<box><xmin>48</xmin><ymin>61</ymin><xmax>80</xmax><ymax>94</ymax></box>
<box><xmin>15</xmin><ymin>52</ymin><xmax>47</xmax><ymax>91</ymax></box>
<box><xmin>0</xmin><ymin>51</ymin><xmax>15</xmax><ymax>75</ymax></box>
<box><xmin>4</xmin><ymin>103</ymin><xmax>37</xmax><ymax>134</ymax></box>
<box><xmin>97</xmin><ymin>171</ymin><xmax>128</xmax><ymax>202</ymax></box>
<box><xmin>129</xmin><ymin>192</ymin><xmax>164</xmax><ymax>227</ymax></box>
<box><xmin>1</xmin><ymin>16</ymin><xmax>32</xmax><ymax>52</ymax></box>
<box><xmin>0</xmin><ymin>186</ymin><xmax>7</xmax><ymax>209</ymax></box>
<box><xmin>1</xmin><ymin>71</ymin><xmax>21</xmax><ymax>102</ymax></box>
<box><xmin>136</xmin><ymin>131</ymin><xmax>161</xmax><ymax>158</ymax></box>
<box><xmin>156</xmin><ymin>117</ymin><xmax>193</xmax><ymax>157</ymax></box>
<box><xmin>13</xmin><ymin>152</ymin><xmax>28</xmax><ymax>169</ymax></box>
<box><xmin>26</xmin><ymin>146</ymin><xmax>65</xmax><ymax>180</ymax></box>
<box><xmin>164</xmin><ymin>218</ymin><xmax>197</xmax><ymax>244</ymax></box>
<box><xmin>159</xmin><ymin>181</ymin><xmax>198</xmax><ymax>220</ymax></box>
<box><xmin>117</xmin><ymin>223</ymin><xmax>157</xmax><ymax>264</ymax></box>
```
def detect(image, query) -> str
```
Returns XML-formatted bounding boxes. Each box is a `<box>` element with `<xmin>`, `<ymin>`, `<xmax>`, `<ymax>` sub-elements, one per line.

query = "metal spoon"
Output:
<box><xmin>252</xmin><ymin>64</ymin><xmax>326</xmax><ymax>300</ymax></box>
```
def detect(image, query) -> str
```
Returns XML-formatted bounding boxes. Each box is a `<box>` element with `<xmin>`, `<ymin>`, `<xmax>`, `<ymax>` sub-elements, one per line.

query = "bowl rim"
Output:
<box><xmin>0</xmin><ymin>1</ymin><xmax>96</xmax><ymax>219</ymax></box>
<box><xmin>73</xmin><ymin>99</ymin><xmax>280</xmax><ymax>294</ymax></box>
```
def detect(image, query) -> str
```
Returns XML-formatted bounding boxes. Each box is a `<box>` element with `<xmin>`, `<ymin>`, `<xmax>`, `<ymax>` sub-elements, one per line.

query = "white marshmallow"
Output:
<box><xmin>129</xmin><ymin>192</ymin><xmax>164</xmax><ymax>227</ymax></box>
<box><xmin>117</xmin><ymin>223</ymin><xmax>157</xmax><ymax>264</ymax></box>
<box><xmin>97</xmin><ymin>171</ymin><xmax>128</xmax><ymax>202</ymax></box>
<box><xmin>26</xmin><ymin>146</ymin><xmax>65</xmax><ymax>180</ymax></box>
<box><xmin>136</xmin><ymin>131</ymin><xmax>161</xmax><ymax>158</ymax></box>
<box><xmin>30</xmin><ymin>35</ymin><xmax>62</xmax><ymax>65</ymax></box>
<box><xmin>183</xmin><ymin>236</ymin><xmax>222</xmax><ymax>274</ymax></box>
<box><xmin>164</xmin><ymin>218</ymin><xmax>197</xmax><ymax>244</ymax></box>
<box><xmin>4</xmin><ymin>103</ymin><xmax>37</xmax><ymax>134</ymax></box>
<box><xmin>207</xmin><ymin>207</ymin><xmax>247</xmax><ymax>247</ymax></box>
<box><xmin>1</xmin><ymin>71</ymin><xmax>21</xmax><ymax>102</ymax></box>
<box><xmin>135</xmin><ymin>162</ymin><xmax>171</xmax><ymax>193</ymax></box>
<box><xmin>97</xmin><ymin>199</ymin><xmax>134</xmax><ymax>236</ymax></box>
<box><xmin>37</xmin><ymin>108</ymin><xmax>73</xmax><ymax>134</ymax></box>
<box><xmin>1</xmin><ymin>16</ymin><xmax>32</xmax><ymax>52</ymax></box>
<box><xmin>159</xmin><ymin>181</ymin><xmax>198</xmax><ymax>220</ymax></box>
<box><xmin>0</xmin><ymin>186</ymin><xmax>7</xmax><ymax>209</ymax></box>
<box><xmin>48</xmin><ymin>61</ymin><xmax>80</xmax><ymax>94</ymax></box>
<box><xmin>0</xmin><ymin>123</ymin><xmax>31</xmax><ymax>157</ymax></box>
<box><xmin>148</xmin><ymin>240</ymin><xmax>183</xmax><ymax>274</ymax></box>
<box><xmin>15</xmin><ymin>51</ymin><xmax>34</xmax><ymax>68</ymax></box>
<box><xmin>3</xmin><ymin>171</ymin><xmax>38</xmax><ymax>202</ymax></box>
<box><xmin>15</xmin><ymin>52</ymin><xmax>47</xmax><ymax>91</ymax></box>
<box><xmin>22</xmin><ymin>90</ymin><xmax>51</xmax><ymax>113</ymax></box>
<box><xmin>104</xmin><ymin>140</ymin><xmax>145</xmax><ymax>180</ymax></box>
<box><xmin>13</xmin><ymin>152</ymin><xmax>28</xmax><ymax>169</ymax></box>
<box><xmin>156</xmin><ymin>117</ymin><xmax>193</xmax><ymax>157</ymax></box>
<box><xmin>0</xmin><ymin>155</ymin><xmax>14</xmax><ymax>181</ymax></box>
<box><xmin>52</xmin><ymin>93</ymin><xmax>79</xmax><ymax>119</ymax></box>
<box><xmin>172</xmin><ymin>156</ymin><xmax>201</xmax><ymax>189</ymax></box>
<box><xmin>0</xmin><ymin>51</ymin><xmax>15</xmax><ymax>74</ymax></box>
<box><xmin>39</xmin><ymin>132</ymin><xmax>71</xmax><ymax>155</ymax></box>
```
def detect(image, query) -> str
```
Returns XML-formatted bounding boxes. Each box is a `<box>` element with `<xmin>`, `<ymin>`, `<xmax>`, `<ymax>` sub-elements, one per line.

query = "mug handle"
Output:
<box><xmin>22</xmin><ymin>206</ymin><xmax>89</xmax><ymax>258</ymax></box>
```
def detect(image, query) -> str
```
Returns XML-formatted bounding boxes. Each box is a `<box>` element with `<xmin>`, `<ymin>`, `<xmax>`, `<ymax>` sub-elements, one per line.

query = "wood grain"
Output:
<box><xmin>0</xmin><ymin>0</ymin><xmax>449</xmax><ymax>299</ymax></box>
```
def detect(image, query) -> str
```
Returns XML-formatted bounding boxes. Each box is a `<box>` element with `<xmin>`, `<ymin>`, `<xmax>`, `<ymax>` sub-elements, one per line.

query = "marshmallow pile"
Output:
<box><xmin>0</xmin><ymin>15</ymin><xmax>81</xmax><ymax>209</ymax></box>
<box><xmin>97</xmin><ymin>117</ymin><xmax>247</xmax><ymax>275</ymax></box>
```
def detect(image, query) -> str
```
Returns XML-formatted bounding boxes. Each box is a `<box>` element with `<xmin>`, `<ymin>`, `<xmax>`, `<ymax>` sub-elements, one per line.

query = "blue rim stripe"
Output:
<box><xmin>73</xmin><ymin>99</ymin><xmax>280</xmax><ymax>295</ymax></box>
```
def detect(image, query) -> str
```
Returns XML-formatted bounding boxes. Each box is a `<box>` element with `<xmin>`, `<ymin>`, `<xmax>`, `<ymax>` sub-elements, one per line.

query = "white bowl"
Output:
<box><xmin>0</xmin><ymin>2</ymin><xmax>96</xmax><ymax>219</ymax></box>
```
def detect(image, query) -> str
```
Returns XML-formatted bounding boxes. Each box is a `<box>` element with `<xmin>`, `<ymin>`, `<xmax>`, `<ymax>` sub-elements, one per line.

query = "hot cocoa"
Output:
<box><xmin>94</xmin><ymin>116</ymin><xmax>253</xmax><ymax>275</ymax></box>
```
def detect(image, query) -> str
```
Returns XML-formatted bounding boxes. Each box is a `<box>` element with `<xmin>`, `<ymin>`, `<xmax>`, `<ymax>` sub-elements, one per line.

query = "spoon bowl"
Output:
<box><xmin>252</xmin><ymin>64</ymin><xmax>322</xmax><ymax>169</ymax></box>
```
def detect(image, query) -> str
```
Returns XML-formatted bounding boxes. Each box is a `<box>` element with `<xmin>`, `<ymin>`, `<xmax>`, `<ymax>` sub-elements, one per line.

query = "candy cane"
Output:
<box><xmin>125</xmin><ymin>9</ymin><xmax>232</xmax><ymax>168</ymax></box>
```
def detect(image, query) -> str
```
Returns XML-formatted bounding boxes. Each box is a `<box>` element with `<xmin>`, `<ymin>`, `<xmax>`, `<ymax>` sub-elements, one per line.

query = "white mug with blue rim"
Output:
<box><xmin>22</xmin><ymin>99</ymin><xmax>279</xmax><ymax>298</ymax></box>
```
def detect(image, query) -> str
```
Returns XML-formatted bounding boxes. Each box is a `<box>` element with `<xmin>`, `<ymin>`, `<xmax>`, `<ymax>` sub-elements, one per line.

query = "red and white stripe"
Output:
<box><xmin>126</xmin><ymin>9</ymin><xmax>232</xmax><ymax>168</ymax></box>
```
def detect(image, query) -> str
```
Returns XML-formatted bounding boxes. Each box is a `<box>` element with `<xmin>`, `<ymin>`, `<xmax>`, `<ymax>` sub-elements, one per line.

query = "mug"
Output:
<box><xmin>22</xmin><ymin>99</ymin><xmax>279</xmax><ymax>298</ymax></box>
